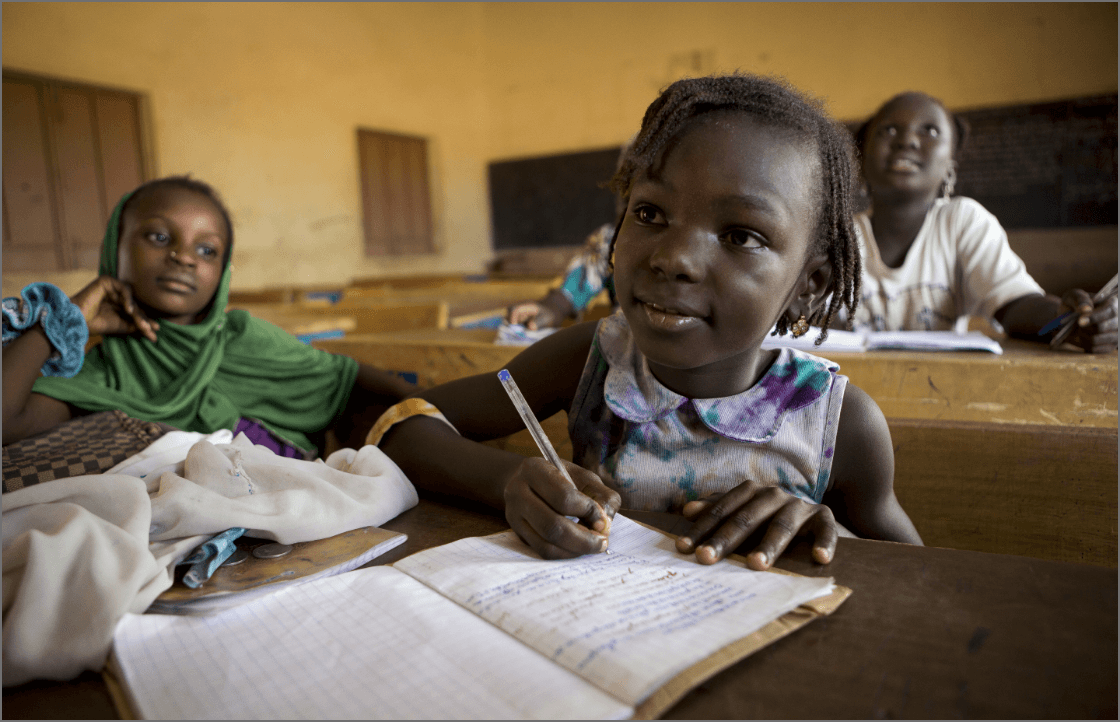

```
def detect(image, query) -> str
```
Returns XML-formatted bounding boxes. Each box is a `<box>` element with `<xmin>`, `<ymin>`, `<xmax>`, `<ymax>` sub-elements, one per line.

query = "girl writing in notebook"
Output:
<box><xmin>2</xmin><ymin>176</ymin><xmax>414</xmax><ymax>453</ymax></box>
<box><xmin>852</xmin><ymin>92</ymin><xmax>1117</xmax><ymax>352</ymax></box>
<box><xmin>375</xmin><ymin>74</ymin><xmax>923</xmax><ymax>568</ymax></box>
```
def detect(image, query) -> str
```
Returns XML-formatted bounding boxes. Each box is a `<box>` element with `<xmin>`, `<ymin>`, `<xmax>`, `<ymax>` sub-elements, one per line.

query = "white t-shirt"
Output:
<box><xmin>851</xmin><ymin>197</ymin><xmax>1044</xmax><ymax>331</ymax></box>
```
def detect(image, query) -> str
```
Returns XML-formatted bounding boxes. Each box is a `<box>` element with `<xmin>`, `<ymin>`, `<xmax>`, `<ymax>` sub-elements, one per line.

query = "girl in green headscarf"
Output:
<box><xmin>3</xmin><ymin>176</ymin><xmax>414</xmax><ymax>454</ymax></box>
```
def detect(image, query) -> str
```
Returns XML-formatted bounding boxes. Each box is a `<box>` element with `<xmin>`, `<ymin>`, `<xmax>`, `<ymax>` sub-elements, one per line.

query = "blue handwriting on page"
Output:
<box><xmin>393</xmin><ymin>514</ymin><xmax>833</xmax><ymax>706</ymax></box>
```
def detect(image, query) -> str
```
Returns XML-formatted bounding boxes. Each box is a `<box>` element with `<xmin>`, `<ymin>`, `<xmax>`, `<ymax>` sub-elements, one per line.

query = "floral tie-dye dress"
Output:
<box><xmin>568</xmin><ymin>313</ymin><xmax>847</xmax><ymax>511</ymax></box>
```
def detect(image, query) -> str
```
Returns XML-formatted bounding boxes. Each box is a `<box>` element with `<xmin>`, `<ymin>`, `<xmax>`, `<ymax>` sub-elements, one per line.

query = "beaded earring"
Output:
<box><xmin>941</xmin><ymin>168</ymin><xmax>956</xmax><ymax>200</ymax></box>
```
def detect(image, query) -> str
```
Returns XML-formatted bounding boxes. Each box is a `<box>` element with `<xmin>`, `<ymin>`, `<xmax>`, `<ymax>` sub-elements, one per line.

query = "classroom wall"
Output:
<box><xmin>480</xmin><ymin>2</ymin><xmax>1119</xmax><ymax>158</ymax></box>
<box><xmin>3</xmin><ymin>2</ymin><xmax>1116</xmax><ymax>293</ymax></box>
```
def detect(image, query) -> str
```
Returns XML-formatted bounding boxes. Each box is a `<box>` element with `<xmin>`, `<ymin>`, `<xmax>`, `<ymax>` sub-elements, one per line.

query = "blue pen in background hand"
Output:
<box><xmin>1040</xmin><ymin>273</ymin><xmax>1118</xmax><ymax>348</ymax></box>
<box><xmin>497</xmin><ymin>368</ymin><xmax>611</xmax><ymax>548</ymax></box>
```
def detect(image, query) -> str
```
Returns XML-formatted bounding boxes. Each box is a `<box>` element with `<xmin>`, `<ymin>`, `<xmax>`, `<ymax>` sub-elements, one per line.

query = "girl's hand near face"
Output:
<box><xmin>71</xmin><ymin>276</ymin><xmax>159</xmax><ymax>342</ymax></box>
<box><xmin>503</xmin><ymin>456</ymin><xmax>620</xmax><ymax>559</ymax></box>
<box><xmin>675</xmin><ymin>483</ymin><xmax>846</xmax><ymax>570</ymax></box>
<box><xmin>1060</xmin><ymin>288</ymin><xmax>1118</xmax><ymax>354</ymax></box>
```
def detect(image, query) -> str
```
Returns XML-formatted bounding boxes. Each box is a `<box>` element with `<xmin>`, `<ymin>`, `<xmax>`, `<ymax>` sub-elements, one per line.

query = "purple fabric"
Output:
<box><xmin>233</xmin><ymin>418</ymin><xmax>307</xmax><ymax>459</ymax></box>
<box><xmin>597</xmin><ymin>313</ymin><xmax>838</xmax><ymax>443</ymax></box>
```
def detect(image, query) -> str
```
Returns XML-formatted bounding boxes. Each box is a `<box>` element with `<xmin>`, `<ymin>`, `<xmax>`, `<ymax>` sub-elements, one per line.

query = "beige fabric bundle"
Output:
<box><xmin>2</xmin><ymin>433</ymin><xmax>417</xmax><ymax>686</ymax></box>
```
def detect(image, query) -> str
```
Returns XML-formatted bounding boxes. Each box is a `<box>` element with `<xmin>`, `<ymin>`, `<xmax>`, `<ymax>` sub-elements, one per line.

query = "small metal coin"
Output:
<box><xmin>221</xmin><ymin>549</ymin><xmax>249</xmax><ymax>567</ymax></box>
<box><xmin>252</xmin><ymin>543</ymin><xmax>293</xmax><ymax>559</ymax></box>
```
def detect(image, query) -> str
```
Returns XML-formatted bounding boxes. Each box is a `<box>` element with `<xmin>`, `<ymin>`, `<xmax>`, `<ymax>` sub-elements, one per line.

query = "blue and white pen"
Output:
<box><xmin>497</xmin><ymin>368</ymin><xmax>611</xmax><ymax>547</ymax></box>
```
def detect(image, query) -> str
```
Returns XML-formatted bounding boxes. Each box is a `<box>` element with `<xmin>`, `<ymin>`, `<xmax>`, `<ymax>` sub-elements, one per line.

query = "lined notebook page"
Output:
<box><xmin>112</xmin><ymin>567</ymin><xmax>631</xmax><ymax>720</ymax></box>
<box><xmin>394</xmin><ymin>515</ymin><xmax>834</xmax><ymax>707</ymax></box>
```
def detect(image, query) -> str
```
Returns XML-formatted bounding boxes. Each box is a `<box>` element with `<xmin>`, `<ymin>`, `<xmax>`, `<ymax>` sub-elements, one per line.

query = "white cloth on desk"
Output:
<box><xmin>851</xmin><ymin>196</ymin><xmax>1044</xmax><ymax>332</ymax></box>
<box><xmin>2</xmin><ymin>433</ymin><xmax>418</xmax><ymax>686</ymax></box>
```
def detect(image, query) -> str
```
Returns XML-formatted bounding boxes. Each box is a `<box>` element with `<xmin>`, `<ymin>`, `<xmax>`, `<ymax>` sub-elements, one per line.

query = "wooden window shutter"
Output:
<box><xmin>3</xmin><ymin>71</ymin><xmax>147</xmax><ymax>273</ymax></box>
<box><xmin>358</xmin><ymin>129</ymin><xmax>434</xmax><ymax>256</ymax></box>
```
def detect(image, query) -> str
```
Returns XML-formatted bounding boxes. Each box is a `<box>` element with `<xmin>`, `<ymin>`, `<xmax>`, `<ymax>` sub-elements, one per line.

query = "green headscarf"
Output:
<box><xmin>33</xmin><ymin>190</ymin><xmax>358</xmax><ymax>453</ymax></box>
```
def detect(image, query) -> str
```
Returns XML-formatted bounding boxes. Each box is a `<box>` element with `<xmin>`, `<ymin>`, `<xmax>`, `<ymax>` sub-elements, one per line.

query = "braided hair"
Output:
<box><xmin>607</xmin><ymin>73</ymin><xmax>862</xmax><ymax>343</ymax></box>
<box><xmin>119</xmin><ymin>175</ymin><xmax>234</xmax><ymax>264</ymax></box>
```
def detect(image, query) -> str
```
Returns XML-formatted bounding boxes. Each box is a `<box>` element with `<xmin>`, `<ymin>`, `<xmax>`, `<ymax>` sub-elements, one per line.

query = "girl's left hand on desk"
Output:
<box><xmin>676</xmin><ymin>480</ymin><xmax>839</xmax><ymax>570</ymax></box>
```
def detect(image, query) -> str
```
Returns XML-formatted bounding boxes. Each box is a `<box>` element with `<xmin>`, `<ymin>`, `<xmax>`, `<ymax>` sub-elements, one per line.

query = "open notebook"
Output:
<box><xmin>762</xmin><ymin>328</ymin><xmax>1003</xmax><ymax>354</ymax></box>
<box><xmin>109</xmin><ymin>515</ymin><xmax>849</xmax><ymax>720</ymax></box>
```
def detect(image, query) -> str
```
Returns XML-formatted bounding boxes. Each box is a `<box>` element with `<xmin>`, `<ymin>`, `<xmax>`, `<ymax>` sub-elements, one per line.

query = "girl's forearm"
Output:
<box><xmin>994</xmin><ymin>293</ymin><xmax>1062</xmax><ymax>339</ymax></box>
<box><xmin>2</xmin><ymin>327</ymin><xmax>54</xmax><ymax>443</ymax></box>
<box><xmin>354</xmin><ymin>362</ymin><xmax>416</xmax><ymax>403</ymax></box>
<box><xmin>379</xmin><ymin>415</ymin><xmax>523</xmax><ymax>509</ymax></box>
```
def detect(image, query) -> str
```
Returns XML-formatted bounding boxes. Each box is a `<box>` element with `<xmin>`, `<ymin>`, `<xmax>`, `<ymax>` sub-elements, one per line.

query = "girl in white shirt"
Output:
<box><xmin>852</xmin><ymin>92</ymin><xmax>1116</xmax><ymax>353</ymax></box>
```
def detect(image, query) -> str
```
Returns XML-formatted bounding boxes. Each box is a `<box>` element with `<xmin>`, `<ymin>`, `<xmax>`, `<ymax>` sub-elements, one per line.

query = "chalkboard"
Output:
<box><xmin>488</xmin><ymin>147</ymin><xmax>622</xmax><ymax>250</ymax></box>
<box><xmin>489</xmin><ymin>96</ymin><xmax>1117</xmax><ymax>251</ymax></box>
<box><xmin>955</xmin><ymin>95</ymin><xmax>1117</xmax><ymax>228</ymax></box>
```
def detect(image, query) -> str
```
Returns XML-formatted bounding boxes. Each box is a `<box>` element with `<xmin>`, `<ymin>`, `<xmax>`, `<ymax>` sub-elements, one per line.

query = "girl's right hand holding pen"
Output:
<box><xmin>1058</xmin><ymin>286</ymin><xmax>1118</xmax><ymax>353</ymax></box>
<box><xmin>503</xmin><ymin>456</ymin><xmax>621</xmax><ymax>559</ymax></box>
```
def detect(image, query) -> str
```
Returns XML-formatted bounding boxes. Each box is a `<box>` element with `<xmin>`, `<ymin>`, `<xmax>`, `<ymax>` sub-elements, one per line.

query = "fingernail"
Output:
<box><xmin>678</xmin><ymin>536</ymin><xmax>692</xmax><ymax>548</ymax></box>
<box><xmin>1079</xmin><ymin>316</ymin><xmax>1090</xmax><ymax>327</ymax></box>
<box><xmin>750</xmin><ymin>551</ymin><xmax>769</xmax><ymax>568</ymax></box>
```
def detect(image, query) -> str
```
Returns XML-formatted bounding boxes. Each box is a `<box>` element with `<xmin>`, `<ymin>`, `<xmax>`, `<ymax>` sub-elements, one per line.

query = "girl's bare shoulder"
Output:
<box><xmin>831</xmin><ymin>383</ymin><xmax>893</xmax><ymax>493</ymax></box>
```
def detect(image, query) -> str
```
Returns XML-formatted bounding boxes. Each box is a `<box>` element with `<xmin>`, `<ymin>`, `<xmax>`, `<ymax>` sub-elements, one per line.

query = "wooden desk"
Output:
<box><xmin>5</xmin><ymin>496</ymin><xmax>1115</xmax><ymax>719</ymax></box>
<box><xmin>340</xmin><ymin>280</ymin><xmax>554</xmax><ymax>309</ymax></box>
<box><xmin>230</xmin><ymin>302</ymin><xmax>449</xmax><ymax>335</ymax></box>
<box><xmin>315</xmin><ymin>331</ymin><xmax>1118</xmax><ymax>428</ymax></box>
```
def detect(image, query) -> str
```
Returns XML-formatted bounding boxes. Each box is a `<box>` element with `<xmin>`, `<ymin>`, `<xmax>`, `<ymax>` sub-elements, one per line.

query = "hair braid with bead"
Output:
<box><xmin>607</xmin><ymin>73</ymin><xmax>862</xmax><ymax>344</ymax></box>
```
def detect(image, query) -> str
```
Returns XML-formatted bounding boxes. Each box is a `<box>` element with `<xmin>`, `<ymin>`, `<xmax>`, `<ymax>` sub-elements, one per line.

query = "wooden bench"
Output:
<box><xmin>230</xmin><ymin>302</ymin><xmax>448</xmax><ymax>335</ymax></box>
<box><xmin>481</xmin><ymin>412</ymin><xmax>1118</xmax><ymax>567</ymax></box>
<box><xmin>889</xmin><ymin>418</ymin><xmax>1117</xmax><ymax>567</ymax></box>
<box><xmin>227</xmin><ymin>285</ymin><xmax>344</xmax><ymax>306</ymax></box>
<box><xmin>314</xmin><ymin>330</ymin><xmax>1118</xmax><ymax>428</ymax></box>
<box><xmin>347</xmin><ymin>273</ymin><xmax>480</xmax><ymax>291</ymax></box>
<box><xmin>1007</xmin><ymin>225</ymin><xmax>1118</xmax><ymax>297</ymax></box>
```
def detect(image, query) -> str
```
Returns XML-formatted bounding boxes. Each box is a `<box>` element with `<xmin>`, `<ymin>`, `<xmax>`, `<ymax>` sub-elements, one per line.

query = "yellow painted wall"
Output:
<box><xmin>481</xmin><ymin>2</ymin><xmax>1119</xmax><ymax>159</ymax></box>
<box><xmin>4</xmin><ymin>2</ymin><xmax>1117</xmax><ymax>293</ymax></box>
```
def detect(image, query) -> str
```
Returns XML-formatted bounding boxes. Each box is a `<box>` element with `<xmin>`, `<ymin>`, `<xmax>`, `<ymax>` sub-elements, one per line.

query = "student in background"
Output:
<box><xmin>506</xmin><ymin>144</ymin><xmax>631</xmax><ymax>330</ymax></box>
<box><xmin>506</xmin><ymin>221</ymin><xmax>616</xmax><ymax>330</ymax></box>
<box><xmin>2</xmin><ymin>176</ymin><xmax>414</xmax><ymax>454</ymax></box>
<box><xmin>852</xmin><ymin>92</ymin><xmax>1117</xmax><ymax>352</ymax></box>
<box><xmin>375</xmin><ymin>74</ymin><xmax>923</xmax><ymax>570</ymax></box>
